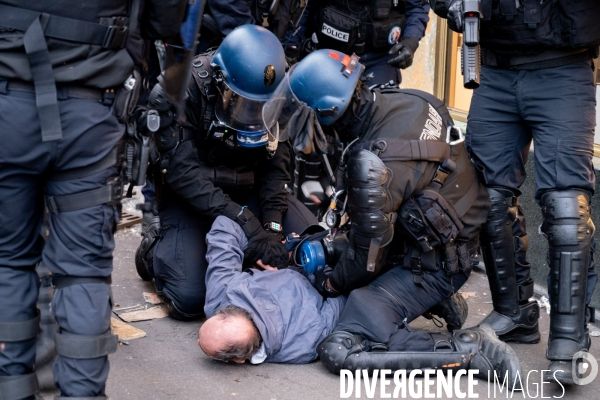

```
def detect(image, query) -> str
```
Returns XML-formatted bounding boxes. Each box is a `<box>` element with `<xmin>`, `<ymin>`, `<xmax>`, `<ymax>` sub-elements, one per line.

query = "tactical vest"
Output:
<box><xmin>318</xmin><ymin>0</ymin><xmax>407</xmax><ymax>53</ymax></box>
<box><xmin>0</xmin><ymin>0</ymin><xmax>142</xmax><ymax>88</ymax></box>
<box><xmin>480</xmin><ymin>0</ymin><xmax>600</xmax><ymax>52</ymax></box>
<box><xmin>253</xmin><ymin>0</ymin><xmax>309</xmax><ymax>42</ymax></box>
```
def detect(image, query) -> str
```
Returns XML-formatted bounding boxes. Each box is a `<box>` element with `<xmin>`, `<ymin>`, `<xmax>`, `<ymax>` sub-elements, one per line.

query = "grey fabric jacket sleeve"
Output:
<box><xmin>204</xmin><ymin>216</ymin><xmax>248</xmax><ymax>317</ymax></box>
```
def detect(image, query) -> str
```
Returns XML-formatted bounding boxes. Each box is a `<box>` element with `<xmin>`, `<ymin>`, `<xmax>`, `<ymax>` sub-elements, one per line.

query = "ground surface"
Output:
<box><xmin>39</xmin><ymin>196</ymin><xmax>600</xmax><ymax>400</ymax></box>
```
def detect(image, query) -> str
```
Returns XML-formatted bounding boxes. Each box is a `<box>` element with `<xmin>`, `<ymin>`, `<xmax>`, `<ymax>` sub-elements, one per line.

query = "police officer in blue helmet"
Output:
<box><xmin>135</xmin><ymin>25</ymin><xmax>317</xmax><ymax>320</ymax></box>
<box><xmin>265</xmin><ymin>49</ymin><xmax>521</xmax><ymax>381</ymax></box>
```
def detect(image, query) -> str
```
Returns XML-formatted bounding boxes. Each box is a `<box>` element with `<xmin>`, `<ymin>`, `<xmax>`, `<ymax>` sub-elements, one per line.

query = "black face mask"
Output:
<box><xmin>331</xmin><ymin>83</ymin><xmax>374</xmax><ymax>143</ymax></box>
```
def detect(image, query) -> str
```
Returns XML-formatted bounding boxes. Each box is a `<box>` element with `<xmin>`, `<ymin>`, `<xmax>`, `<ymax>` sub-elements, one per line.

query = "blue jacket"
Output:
<box><xmin>204</xmin><ymin>216</ymin><xmax>347</xmax><ymax>364</ymax></box>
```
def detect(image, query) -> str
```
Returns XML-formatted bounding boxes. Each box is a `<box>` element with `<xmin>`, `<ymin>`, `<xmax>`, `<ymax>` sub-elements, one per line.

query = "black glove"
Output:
<box><xmin>314</xmin><ymin>268</ymin><xmax>340</xmax><ymax>298</ymax></box>
<box><xmin>388</xmin><ymin>37</ymin><xmax>419</xmax><ymax>69</ymax></box>
<box><xmin>237</xmin><ymin>208</ymin><xmax>289</xmax><ymax>269</ymax></box>
<box><xmin>145</xmin><ymin>82</ymin><xmax>179</xmax><ymax>154</ymax></box>
<box><xmin>446</xmin><ymin>0</ymin><xmax>464</xmax><ymax>32</ymax></box>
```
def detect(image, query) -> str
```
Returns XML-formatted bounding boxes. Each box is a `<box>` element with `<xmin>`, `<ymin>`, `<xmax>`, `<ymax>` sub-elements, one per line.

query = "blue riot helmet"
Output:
<box><xmin>263</xmin><ymin>49</ymin><xmax>364</xmax><ymax>132</ymax></box>
<box><xmin>211</xmin><ymin>25</ymin><xmax>287</xmax><ymax>149</ymax></box>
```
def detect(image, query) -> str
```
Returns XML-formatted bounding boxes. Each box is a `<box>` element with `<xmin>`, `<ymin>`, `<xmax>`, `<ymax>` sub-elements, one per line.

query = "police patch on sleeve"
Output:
<box><xmin>264</xmin><ymin>65</ymin><xmax>276</xmax><ymax>87</ymax></box>
<box><xmin>388</xmin><ymin>26</ymin><xmax>402</xmax><ymax>45</ymax></box>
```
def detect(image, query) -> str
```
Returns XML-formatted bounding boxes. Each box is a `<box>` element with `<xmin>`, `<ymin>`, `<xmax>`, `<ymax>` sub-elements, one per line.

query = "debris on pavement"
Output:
<box><xmin>143</xmin><ymin>292</ymin><xmax>162</xmax><ymax>305</ymax></box>
<box><xmin>538</xmin><ymin>296</ymin><xmax>551</xmax><ymax>315</ymax></box>
<box><xmin>459</xmin><ymin>291</ymin><xmax>478</xmax><ymax>300</ymax></box>
<box><xmin>117</xmin><ymin>306</ymin><xmax>169</xmax><ymax>322</ymax></box>
<box><xmin>591</xmin><ymin>331</ymin><xmax>600</xmax><ymax>337</ymax></box>
<box><xmin>114</xmin><ymin>304</ymin><xmax>145</xmax><ymax>313</ymax></box>
<box><xmin>111</xmin><ymin>317</ymin><xmax>147</xmax><ymax>340</ymax></box>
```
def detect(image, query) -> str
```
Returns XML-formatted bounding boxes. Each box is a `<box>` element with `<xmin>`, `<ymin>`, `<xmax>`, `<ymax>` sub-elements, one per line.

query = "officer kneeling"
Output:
<box><xmin>135</xmin><ymin>25</ymin><xmax>317</xmax><ymax>320</ymax></box>
<box><xmin>264</xmin><ymin>49</ymin><xmax>521</xmax><ymax>380</ymax></box>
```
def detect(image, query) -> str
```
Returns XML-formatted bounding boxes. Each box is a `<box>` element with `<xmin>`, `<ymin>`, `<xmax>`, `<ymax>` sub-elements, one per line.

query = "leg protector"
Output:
<box><xmin>423</xmin><ymin>292</ymin><xmax>468</xmax><ymax>332</ymax></box>
<box><xmin>0</xmin><ymin>373</ymin><xmax>39</xmax><ymax>400</ymax></box>
<box><xmin>479</xmin><ymin>187</ymin><xmax>540</xmax><ymax>343</ymax></box>
<box><xmin>317</xmin><ymin>324</ymin><xmax>521</xmax><ymax>383</ymax></box>
<box><xmin>541</xmin><ymin>190</ymin><xmax>594</xmax><ymax>375</ymax></box>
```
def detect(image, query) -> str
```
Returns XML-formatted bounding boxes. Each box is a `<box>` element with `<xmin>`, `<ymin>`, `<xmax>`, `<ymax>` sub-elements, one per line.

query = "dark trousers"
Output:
<box><xmin>466</xmin><ymin>61</ymin><xmax>597</xmax><ymax>290</ymax></box>
<box><xmin>0</xmin><ymin>88</ymin><xmax>122</xmax><ymax>396</ymax></box>
<box><xmin>335</xmin><ymin>265</ymin><xmax>469</xmax><ymax>351</ymax></box>
<box><xmin>152</xmin><ymin>192</ymin><xmax>318</xmax><ymax>318</ymax></box>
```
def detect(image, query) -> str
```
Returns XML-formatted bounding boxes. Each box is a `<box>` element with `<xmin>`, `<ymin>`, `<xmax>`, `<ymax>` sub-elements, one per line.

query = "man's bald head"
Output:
<box><xmin>198</xmin><ymin>306</ymin><xmax>261</xmax><ymax>364</ymax></box>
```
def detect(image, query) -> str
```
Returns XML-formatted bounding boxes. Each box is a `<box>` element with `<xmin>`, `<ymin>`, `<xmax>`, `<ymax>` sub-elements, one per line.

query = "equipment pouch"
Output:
<box><xmin>371</xmin><ymin>0</ymin><xmax>393</xmax><ymax>19</ymax></box>
<box><xmin>369</xmin><ymin>14</ymin><xmax>406</xmax><ymax>49</ymax></box>
<box><xmin>319</xmin><ymin>7</ymin><xmax>361</xmax><ymax>53</ymax></box>
<box><xmin>414</xmin><ymin>189</ymin><xmax>464</xmax><ymax>245</ymax></box>
<box><xmin>113</xmin><ymin>68</ymin><xmax>142</xmax><ymax>123</ymax></box>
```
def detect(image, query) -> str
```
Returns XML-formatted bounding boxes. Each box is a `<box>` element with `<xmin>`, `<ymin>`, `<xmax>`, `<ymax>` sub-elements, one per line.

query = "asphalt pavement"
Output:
<box><xmin>39</xmin><ymin>196</ymin><xmax>600</xmax><ymax>400</ymax></box>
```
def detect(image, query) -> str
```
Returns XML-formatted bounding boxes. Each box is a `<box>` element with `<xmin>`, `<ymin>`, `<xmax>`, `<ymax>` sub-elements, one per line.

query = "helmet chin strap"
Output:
<box><xmin>266</xmin><ymin>122</ymin><xmax>279</xmax><ymax>159</ymax></box>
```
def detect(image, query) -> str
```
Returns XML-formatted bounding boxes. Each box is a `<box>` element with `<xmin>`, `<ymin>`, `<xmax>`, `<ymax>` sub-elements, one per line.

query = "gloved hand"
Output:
<box><xmin>446</xmin><ymin>0</ymin><xmax>464</xmax><ymax>32</ymax></box>
<box><xmin>145</xmin><ymin>82</ymin><xmax>179</xmax><ymax>153</ymax></box>
<box><xmin>388</xmin><ymin>37</ymin><xmax>420</xmax><ymax>69</ymax></box>
<box><xmin>237</xmin><ymin>208</ymin><xmax>289</xmax><ymax>269</ymax></box>
<box><xmin>314</xmin><ymin>268</ymin><xmax>340</xmax><ymax>298</ymax></box>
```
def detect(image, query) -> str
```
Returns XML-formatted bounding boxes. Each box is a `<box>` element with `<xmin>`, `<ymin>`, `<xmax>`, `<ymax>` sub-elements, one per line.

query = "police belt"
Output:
<box><xmin>397</xmin><ymin>237</ymin><xmax>479</xmax><ymax>285</ymax></box>
<box><xmin>481</xmin><ymin>47</ymin><xmax>593</xmax><ymax>69</ymax></box>
<box><xmin>3</xmin><ymin>80</ymin><xmax>114</xmax><ymax>104</ymax></box>
<box><xmin>0</xmin><ymin>4</ymin><xmax>132</xmax><ymax>143</ymax></box>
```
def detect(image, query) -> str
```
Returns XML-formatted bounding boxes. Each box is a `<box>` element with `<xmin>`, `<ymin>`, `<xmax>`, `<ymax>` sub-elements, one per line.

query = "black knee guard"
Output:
<box><xmin>541</xmin><ymin>189</ymin><xmax>594</xmax><ymax>361</ymax></box>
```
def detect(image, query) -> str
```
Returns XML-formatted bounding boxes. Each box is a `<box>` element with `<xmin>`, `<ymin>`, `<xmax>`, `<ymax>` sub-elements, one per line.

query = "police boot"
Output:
<box><xmin>479</xmin><ymin>188</ymin><xmax>540</xmax><ymax>344</ymax></box>
<box><xmin>423</xmin><ymin>292</ymin><xmax>468</xmax><ymax>332</ymax></box>
<box><xmin>134</xmin><ymin>213</ymin><xmax>161</xmax><ymax>281</ymax></box>
<box><xmin>318</xmin><ymin>324</ymin><xmax>521</xmax><ymax>384</ymax></box>
<box><xmin>540</xmin><ymin>190</ymin><xmax>595</xmax><ymax>385</ymax></box>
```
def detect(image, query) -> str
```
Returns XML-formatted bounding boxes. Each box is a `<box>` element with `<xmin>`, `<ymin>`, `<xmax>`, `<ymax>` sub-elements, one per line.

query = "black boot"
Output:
<box><xmin>423</xmin><ymin>292</ymin><xmax>468</xmax><ymax>332</ymax></box>
<box><xmin>540</xmin><ymin>190</ymin><xmax>595</xmax><ymax>385</ymax></box>
<box><xmin>318</xmin><ymin>324</ymin><xmax>522</xmax><ymax>384</ymax></box>
<box><xmin>479</xmin><ymin>188</ymin><xmax>540</xmax><ymax>343</ymax></box>
<box><xmin>134</xmin><ymin>211</ymin><xmax>161</xmax><ymax>282</ymax></box>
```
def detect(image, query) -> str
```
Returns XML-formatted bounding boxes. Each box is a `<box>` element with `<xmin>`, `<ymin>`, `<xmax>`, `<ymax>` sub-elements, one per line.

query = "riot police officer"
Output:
<box><xmin>313</xmin><ymin>0</ymin><xmax>430</xmax><ymax>85</ymax></box>
<box><xmin>200</xmin><ymin>0</ymin><xmax>310</xmax><ymax>59</ymax></box>
<box><xmin>135</xmin><ymin>25</ymin><xmax>317</xmax><ymax>320</ymax></box>
<box><xmin>431</xmin><ymin>0</ymin><xmax>600</xmax><ymax>384</ymax></box>
<box><xmin>0</xmin><ymin>1</ymin><xmax>186</xmax><ymax>399</ymax></box>
<box><xmin>263</xmin><ymin>49</ymin><xmax>521</xmax><ymax>378</ymax></box>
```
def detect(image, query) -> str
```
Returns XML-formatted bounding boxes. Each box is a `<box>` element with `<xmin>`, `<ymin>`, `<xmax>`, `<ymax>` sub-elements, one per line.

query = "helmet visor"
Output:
<box><xmin>215</xmin><ymin>82</ymin><xmax>268</xmax><ymax>132</ymax></box>
<box><xmin>262</xmin><ymin>67</ymin><xmax>301</xmax><ymax>138</ymax></box>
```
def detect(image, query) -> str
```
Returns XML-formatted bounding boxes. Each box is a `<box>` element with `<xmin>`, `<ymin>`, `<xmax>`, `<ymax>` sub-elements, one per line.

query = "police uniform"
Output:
<box><xmin>0</xmin><ymin>0</ymin><xmax>184</xmax><ymax>398</ymax></box>
<box><xmin>278</xmin><ymin>49</ymin><xmax>519</xmax><ymax>379</ymax></box>
<box><xmin>316</xmin><ymin>0</ymin><xmax>430</xmax><ymax>85</ymax></box>
<box><xmin>432</xmin><ymin>0</ymin><xmax>600</xmax><ymax>383</ymax></box>
<box><xmin>143</xmin><ymin>27</ymin><xmax>317</xmax><ymax>320</ymax></box>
